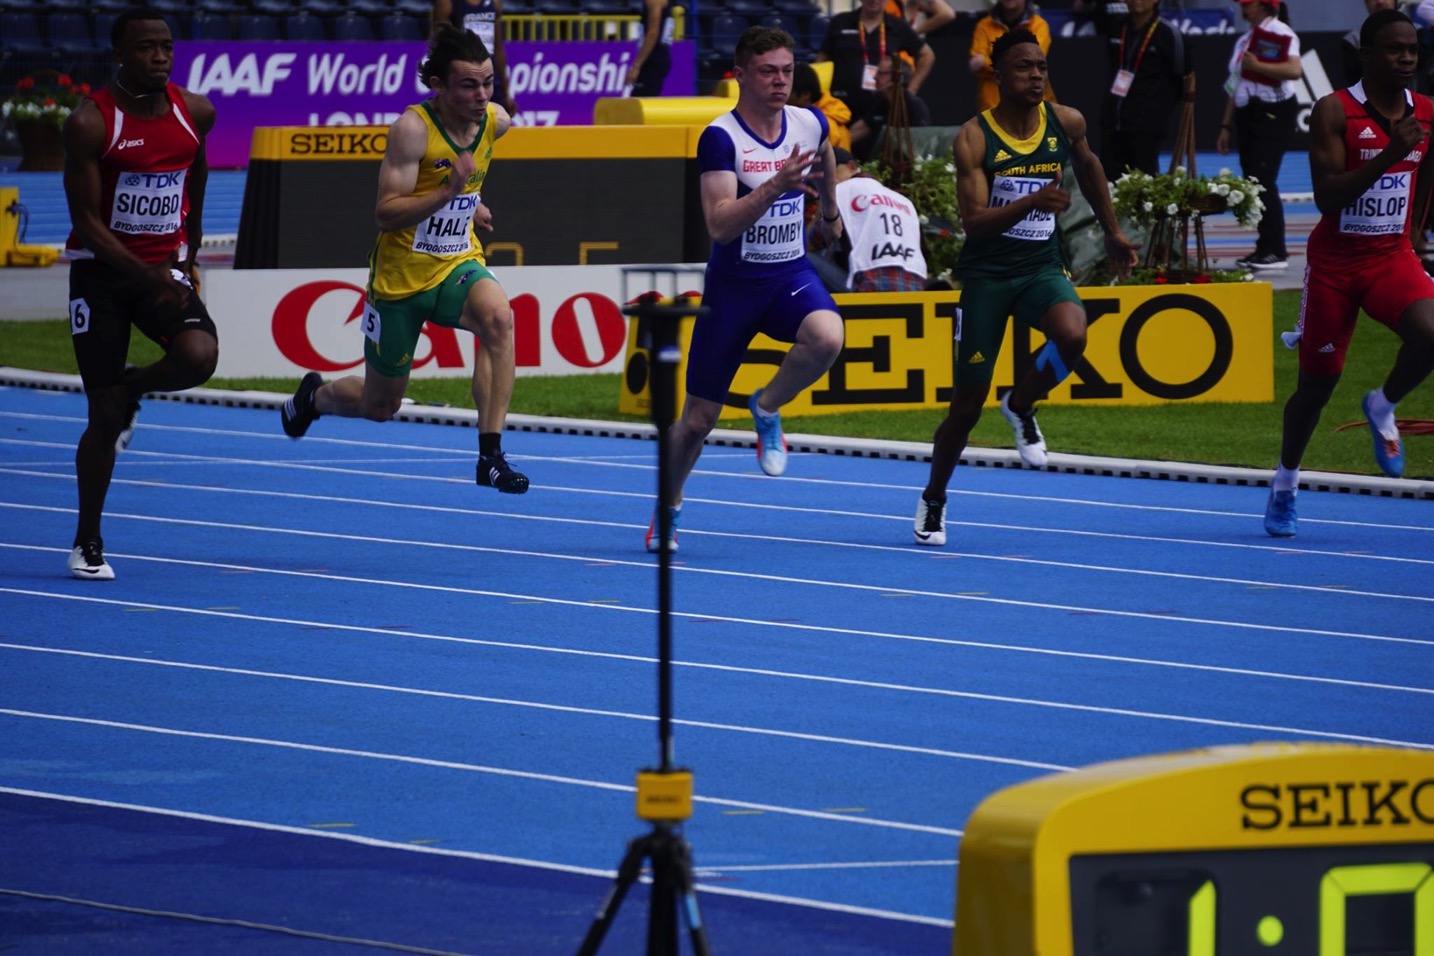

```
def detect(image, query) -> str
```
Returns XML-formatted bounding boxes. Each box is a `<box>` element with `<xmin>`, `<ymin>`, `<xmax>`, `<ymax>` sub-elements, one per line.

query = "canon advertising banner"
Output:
<box><xmin>172</xmin><ymin>41</ymin><xmax>696</xmax><ymax>169</ymax></box>
<box><xmin>205</xmin><ymin>265</ymin><xmax>634</xmax><ymax>380</ymax></box>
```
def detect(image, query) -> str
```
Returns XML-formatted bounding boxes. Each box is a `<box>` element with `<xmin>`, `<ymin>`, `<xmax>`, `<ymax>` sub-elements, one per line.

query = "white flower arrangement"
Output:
<box><xmin>1113</xmin><ymin>167</ymin><xmax>1266</xmax><ymax>229</ymax></box>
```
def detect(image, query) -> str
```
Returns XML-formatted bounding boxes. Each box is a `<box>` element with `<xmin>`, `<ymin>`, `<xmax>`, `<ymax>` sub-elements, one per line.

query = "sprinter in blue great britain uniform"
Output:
<box><xmin>644</xmin><ymin>26</ymin><xmax>846</xmax><ymax>554</ymax></box>
<box><xmin>1263</xmin><ymin>9</ymin><xmax>1434</xmax><ymax>537</ymax></box>
<box><xmin>911</xmin><ymin>27</ymin><xmax>1138</xmax><ymax>548</ymax></box>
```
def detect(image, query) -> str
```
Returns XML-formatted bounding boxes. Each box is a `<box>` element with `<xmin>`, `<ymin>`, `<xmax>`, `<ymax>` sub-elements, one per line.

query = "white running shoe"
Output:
<box><xmin>999</xmin><ymin>393</ymin><xmax>1048</xmax><ymax>467</ymax></box>
<box><xmin>68</xmin><ymin>537</ymin><xmax>115</xmax><ymax>580</ymax></box>
<box><xmin>913</xmin><ymin>497</ymin><xmax>946</xmax><ymax>546</ymax></box>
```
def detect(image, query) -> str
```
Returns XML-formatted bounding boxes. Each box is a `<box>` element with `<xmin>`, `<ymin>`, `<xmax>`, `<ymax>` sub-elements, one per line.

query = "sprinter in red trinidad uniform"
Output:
<box><xmin>63</xmin><ymin>8</ymin><xmax>218</xmax><ymax>580</ymax></box>
<box><xmin>1264</xmin><ymin>9</ymin><xmax>1434</xmax><ymax>538</ymax></box>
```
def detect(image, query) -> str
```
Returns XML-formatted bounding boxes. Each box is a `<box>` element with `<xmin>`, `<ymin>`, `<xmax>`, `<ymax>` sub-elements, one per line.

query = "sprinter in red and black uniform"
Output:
<box><xmin>62</xmin><ymin>7</ymin><xmax>218</xmax><ymax>580</ymax></box>
<box><xmin>1264</xmin><ymin>8</ymin><xmax>1434</xmax><ymax>537</ymax></box>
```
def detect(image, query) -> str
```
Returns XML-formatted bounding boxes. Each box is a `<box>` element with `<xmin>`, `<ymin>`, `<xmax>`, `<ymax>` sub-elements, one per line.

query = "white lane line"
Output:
<box><xmin>0</xmin><ymin>710</ymin><xmax>965</xmax><ymax>837</ymax></box>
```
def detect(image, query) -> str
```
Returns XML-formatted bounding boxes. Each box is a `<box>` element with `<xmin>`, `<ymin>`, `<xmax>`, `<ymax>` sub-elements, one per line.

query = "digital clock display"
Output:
<box><xmin>952</xmin><ymin>744</ymin><xmax>1434</xmax><ymax>956</ymax></box>
<box><xmin>1069</xmin><ymin>843</ymin><xmax>1433</xmax><ymax>954</ymax></box>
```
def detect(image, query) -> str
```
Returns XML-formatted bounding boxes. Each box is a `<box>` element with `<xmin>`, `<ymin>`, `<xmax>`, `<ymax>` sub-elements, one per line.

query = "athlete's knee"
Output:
<box><xmin>86</xmin><ymin>386</ymin><xmax>130</xmax><ymax>434</ymax></box>
<box><xmin>177</xmin><ymin>333</ymin><xmax>219</xmax><ymax>383</ymax></box>
<box><xmin>802</xmin><ymin>311</ymin><xmax>845</xmax><ymax>359</ymax></box>
<box><xmin>676</xmin><ymin>402</ymin><xmax>720</xmax><ymax>439</ymax></box>
<box><xmin>361</xmin><ymin>395</ymin><xmax>403</xmax><ymax>422</ymax></box>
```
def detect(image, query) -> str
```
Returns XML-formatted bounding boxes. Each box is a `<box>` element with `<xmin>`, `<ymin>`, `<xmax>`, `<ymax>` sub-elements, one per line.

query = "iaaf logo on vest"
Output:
<box><xmin>270</xmin><ymin>281</ymin><xmax>629</xmax><ymax>372</ymax></box>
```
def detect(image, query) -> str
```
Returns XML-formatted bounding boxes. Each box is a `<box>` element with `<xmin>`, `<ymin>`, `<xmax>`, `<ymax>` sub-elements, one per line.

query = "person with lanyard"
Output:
<box><xmin>1263</xmin><ymin>8</ymin><xmax>1434</xmax><ymax>537</ymax></box>
<box><xmin>280</xmin><ymin>25</ymin><xmax>530</xmax><ymax>496</ymax></box>
<box><xmin>817</xmin><ymin>0</ymin><xmax>934</xmax><ymax>124</ymax></box>
<box><xmin>913</xmin><ymin>28</ymin><xmax>1139</xmax><ymax>547</ymax></box>
<box><xmin>432</xmin><ymin>0</ymin><xmax>516</xmax><ymax>117</ymax></box>
<box><xmin>645</xmin><ymin>26</ymin><xmax>844</xmax><ymax>554</ymax></box>
<box><xmin>969</xmin><ymin>0</ymin><xmax>1056</xmax><ymax>113</ymax></box>
<box><xmin>626</xmin><ymin>0</ymin><xmax>675</xmax><ymax>97</ymax></box>
<box><xmin>1098</xmin><ymin>0</ymin><xmax>1184</xmax><ymax>179</ymax></box>
<box><xmin>61</xmin><ymin>7</ymin><xmax>219</xmax><ymax>580</ymax></box>
<box><xmin>1217</xmin><ymin>0</ymin><xmax>1302</xmax><ymax>271</ymax></box>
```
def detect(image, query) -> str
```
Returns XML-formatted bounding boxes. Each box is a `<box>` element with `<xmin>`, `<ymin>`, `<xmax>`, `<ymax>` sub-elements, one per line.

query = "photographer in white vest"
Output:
<box><xmin>828</xmin><ymin>146</ymin><xmax>929</xmax><ymax>292</ymax></box>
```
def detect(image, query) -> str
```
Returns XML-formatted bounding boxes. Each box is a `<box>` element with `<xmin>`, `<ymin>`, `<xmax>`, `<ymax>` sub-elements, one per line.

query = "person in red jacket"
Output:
<box><xmin>61</xmin><ymin>7</ymin><xmax>218</xmax><ymax>580</ymax></box>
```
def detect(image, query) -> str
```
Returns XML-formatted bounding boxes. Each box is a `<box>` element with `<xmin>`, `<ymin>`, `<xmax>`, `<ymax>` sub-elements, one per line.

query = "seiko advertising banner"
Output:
<box><xmin>620</xmin><ymin>284</ymin><xmax>1275</xmax><ymax>419</ymax></box>
<box><xmin>172</xmin><ymin>40</ymin><xmax>696</xmax><ymax>168</ymax></box>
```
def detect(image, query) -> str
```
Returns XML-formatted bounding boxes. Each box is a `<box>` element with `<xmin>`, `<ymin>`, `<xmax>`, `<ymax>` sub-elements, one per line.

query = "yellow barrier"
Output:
<box><xmin>618</xmin><ymin>284</ymin><xmax>1274</xmax><ymax>419</ymax></box>
<box><xmin>0</xmin><ymin>187</ymin><xmax>60</xmax><ymax>268</ymax></box>
<box><xmin>593</xmin><ymin>93</ymin><xmax>736</xmax><ymax>126</ymax></box>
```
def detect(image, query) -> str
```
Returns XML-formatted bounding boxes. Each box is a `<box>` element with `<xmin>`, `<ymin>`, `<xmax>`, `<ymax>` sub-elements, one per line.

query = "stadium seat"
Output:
<box><xmin>235</xmin><ymin>14</ymin><xmax>280</xmax><ymax>40</ymax></box>
<box><xmin>0</xmin><ymin>11</ymin><xmax>42</xmax><ymax>49</ymax></box>
<box><xmin>704</xmin><ymin>12</ymin><xmax>744</xmax><ymax>58</ymax></box>
<box><xmin>92</xmin><ymin>12</ymin><xmax>117</xmax><ymax>48</ymax></box>
<box><xmin>808</xmin><ymin>11</ymin><xmax>829</xmax><ymax>52</ymax></box>
<box><xmin>721</xmin><ymin>0</ymin><xmax>772</xmax><ymax>19</ymax></box>
<box><xmin>350</xmin><ymin>0</ymin><xmax>392</xmax><ymax>17</ymax></box>
<box><xmin>190</xmin><ymin>11</ymin><xmax>232</xmax><ymax>41</ymax></box>
<box><xmin>46</xmin><ymin>12</ymin><xmax>93</xmax><ymax>54</ymax></box>
<box><xmin>379</xmin><ymin>13</ymin><xmax>424</xmax><ymax>41</ymax></box>
<box><xmin>284</xmin><ymin>12</ymin><xmax>328</xmax><ymax>40</ymax></box>
<box><xmin>333</xmin><ymin>13</ymin><xmax>375</xmax><ymax>41</ymax></box>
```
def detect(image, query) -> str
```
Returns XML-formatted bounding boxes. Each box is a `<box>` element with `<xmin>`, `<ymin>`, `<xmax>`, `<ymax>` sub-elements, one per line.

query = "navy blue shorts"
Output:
<box><xmin>686</xmin><ymin>265</ymin><xmax>838</xmax><ymax>404</ymax></box>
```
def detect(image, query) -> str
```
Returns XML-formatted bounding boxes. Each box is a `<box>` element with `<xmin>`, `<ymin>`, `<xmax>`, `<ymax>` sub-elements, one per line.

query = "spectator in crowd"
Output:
<box><xmin>849</xmin><ymin>55</ymin><xmax>933</xmax><ymax>162</ymax></box>
<box><xmin>1217</xmin><ymin>0</ymin><xmax>1302</xmax><ymax>270</ymax></box>
<box><xmin>970</xmin><ymin>0</ymin><xmax>1057</xmax><ymax>112</ymax></box>
<box><xmin>1343</xmin><ymin>0</ymin><xmax>1398</xmax><ymax>85</ymax></box>
<box><xmin>790</xmin><ymin>62</ymin><xmax>853</xmax><ymax>151</ymax></box>
<box><xmin>626</xmin><ymin>0</ymin><xmax>675</xmax><ymax>96</ymax></box>
<box><xmin>433</xmin><ymin>0</ymin><xmax>517</xmax><ymax>116</ymax></box>
<box><xmin>817</xmin><ymin>147</ymin><xmax>929</xmax><ymax>292</ymax></box>
<box><xmin>1097</xmin><ymin>0</ymin><xmax>1184</xmax><ymax>178</ymax></box>
<box><xmin>817</xmin><ymin>0</ymin><xmax>935</xmax><ymax>123</ymax></box>
<box><xmin>885</xmin><ymin>0</ymin><xmax>958</xmax><ymax>38</ymax></box>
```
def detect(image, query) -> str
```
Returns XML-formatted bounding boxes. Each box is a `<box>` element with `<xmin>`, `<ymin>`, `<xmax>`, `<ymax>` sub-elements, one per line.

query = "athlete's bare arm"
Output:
<box><xmin>701</xmin><ymin>143</ymin><xmax>818</xmax><ymax>245</ymax></box>
<box><xmin>952</xmin><ymin>118</ymin><xmax>1068</xmax><ymax>241</ymax></box>
<box><xmin>1310</xmin><ymin>92</ymin><xmax>1428</xmax><ymax>218</ymax></box>
<box><xmin>374</xmin><ymin>108</ymin><xmax>474</xmax><ymax>232</ymax></box>
<box><xmin>1057</xmin><ymin>102</ymin><xmax>1139</xmax><ymax>274</ymax></box>
<box><xmin>180</xmin><ymin>89</ymin><xmax>216</xmax><ymax>282</ymax></box>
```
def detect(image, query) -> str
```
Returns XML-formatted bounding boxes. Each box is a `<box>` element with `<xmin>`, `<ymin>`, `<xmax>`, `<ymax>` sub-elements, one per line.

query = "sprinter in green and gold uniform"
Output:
<box><xmin>279</xmin><ymin>23</ymin><xmax>529</xmax><ymax>494</ymax></box>
<box><xmin>912</xmin><ymin>27</ymin><xmax>1139</xmax><ymax>546</ymax></box>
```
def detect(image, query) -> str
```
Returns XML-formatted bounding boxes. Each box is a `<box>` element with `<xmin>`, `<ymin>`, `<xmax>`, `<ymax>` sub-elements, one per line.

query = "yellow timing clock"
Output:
<box><xmin>953</xmin><ymin>743</ymin><xmax>1434</xmax><ymax>955</ymax></box>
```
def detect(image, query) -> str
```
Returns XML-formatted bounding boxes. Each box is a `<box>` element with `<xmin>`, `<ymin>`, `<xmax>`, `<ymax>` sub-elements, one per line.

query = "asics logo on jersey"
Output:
<box><xmin>117</xmin><ymin>138</ymin><xmax>146</xmax><ymax>150</ymax></box>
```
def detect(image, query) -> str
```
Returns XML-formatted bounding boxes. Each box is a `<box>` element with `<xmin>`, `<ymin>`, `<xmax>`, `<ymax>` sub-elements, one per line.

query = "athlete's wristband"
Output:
<box><xmin>822</xmin><ymin>213</ymin><xmax>840</xmax><ymax>222</ymax></box>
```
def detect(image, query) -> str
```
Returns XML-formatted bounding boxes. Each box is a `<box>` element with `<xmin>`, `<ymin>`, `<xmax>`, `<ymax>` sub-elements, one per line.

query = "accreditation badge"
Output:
<box><xmin>862</xmin><ymin>63</ymin><xmax>878</xmax><ymax>91</ymax></box>
<box><xmin>1110</xmin><ymin>69</ymin><xmax>1135</xmax><ymax>98</ymax></box>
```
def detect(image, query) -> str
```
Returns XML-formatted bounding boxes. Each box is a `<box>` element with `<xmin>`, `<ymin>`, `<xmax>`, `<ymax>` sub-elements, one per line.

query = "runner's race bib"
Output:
<box><xmin>110</xmin><ymin>169</ymin><xmax>186</xmax><ymax>236</ymax></box>
<box><xmin>413</xmin><ymin>192</ymin><xmax>479</xmax><ymax>256</ymax></box>
<box><xmin>992</xmin><ymin>175</ymin><xmax>1057</xmax><ymax>241</ymax></box>
<box><xmin>1339</xmin><ymin>172</ymin><xmax>1411</xmax><ymax>236</ymax></box>
<box><xmin>741</xmin><ymin>195</ymin><xmax>805</xmax><ymax>263</ymax></box>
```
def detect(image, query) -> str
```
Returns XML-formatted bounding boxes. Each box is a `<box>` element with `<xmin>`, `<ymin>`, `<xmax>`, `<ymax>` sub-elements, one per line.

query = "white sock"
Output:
<box><xmin>1366</xmin><ymin>387</ymin><xmax>1398</xmax><ymax>440</ymax></box>
<box><xmin>1273</xmin><ymin>464</ymin><xmax>1299</xmax><ymax>493</ymax></box>
<box><xmin>751</xmin><ymin>398</ymin><xmax>777</xmax><ymax>421</ymax></box>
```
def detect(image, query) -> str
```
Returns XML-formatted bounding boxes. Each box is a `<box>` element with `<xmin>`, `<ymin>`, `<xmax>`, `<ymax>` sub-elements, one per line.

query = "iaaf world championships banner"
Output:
<box><xmin>172</xmin><ymin>40</ymin><xmax>696</xmax><ymax>169</ymax></box>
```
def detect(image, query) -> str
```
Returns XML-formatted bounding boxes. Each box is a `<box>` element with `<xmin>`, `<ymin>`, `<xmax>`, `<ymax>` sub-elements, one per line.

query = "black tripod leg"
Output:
<box><xmin>670</xmin><ymin>835</ymin><xmax>712</xmax><ymax>956</ymax></box>
<box><xmin>578</xmin><ymin>837</ymin><xmax>650</xmax><ymax>956</ymax></box>
<box><xmin>647</xmin><ymin>837</ymin><xmax>679</xmax><ymax>956</ymax></box>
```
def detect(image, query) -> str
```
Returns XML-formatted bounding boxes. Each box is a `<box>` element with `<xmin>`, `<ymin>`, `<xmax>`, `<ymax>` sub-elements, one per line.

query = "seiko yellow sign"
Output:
<box><xmin>618</xmin><ymin>284</ymin><xmax>1273</xmax><ymax>419</ymax></box>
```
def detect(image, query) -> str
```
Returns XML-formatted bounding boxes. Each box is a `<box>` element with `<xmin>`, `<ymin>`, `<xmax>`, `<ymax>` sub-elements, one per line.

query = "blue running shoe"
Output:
<box><xmin>645</xmin><ymin>506</ymin><xmax>681</xmax><ymax>554</ymax></box>
<box><xmin>749</xmin><ymin>389</ymin><xmax>787</xmax><ymax>476</ymax></box>
<box><xmin>1362</xmin><ymin>390</ymin><xmax>1404</xmax><ymax>478</ymax></box>
<box><xmin>1264</xmin><ymin>489</ymin><xmax>1297</xmax><ymax>538</ymax></box>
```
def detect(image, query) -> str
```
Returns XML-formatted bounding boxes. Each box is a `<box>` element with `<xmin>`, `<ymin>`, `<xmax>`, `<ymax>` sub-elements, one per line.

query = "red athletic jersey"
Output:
<box><xmin>1306</xmin><ymin>85</ymin><xmax>1433</xmax><ymax>268</ymax></box>
<box><xmin>65</xmin><ymin>83</ymin><xmax>201</xmax><ymax>264</ymax></box>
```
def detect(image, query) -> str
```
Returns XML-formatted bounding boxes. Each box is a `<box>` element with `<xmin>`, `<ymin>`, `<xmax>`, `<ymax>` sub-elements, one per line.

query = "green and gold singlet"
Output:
<box><xmin>367</xmin><ymin>99</ymin><xmax>496</xmax><ymax>302</ymax></box>
<box><xmin>955</xmin><ymin>101</ymin><xmax>1072</xmax><ymax>280</ymax></box>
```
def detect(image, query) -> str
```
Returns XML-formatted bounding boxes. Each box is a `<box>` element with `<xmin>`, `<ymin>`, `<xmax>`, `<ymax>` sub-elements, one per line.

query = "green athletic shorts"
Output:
<box><xmin>954</xmin><ymin>267</ymin><xmax>1081</xmax><ymax>386</ymax></box>
<box><xmin>363</xmin><ymin>260</ymin><xmax>497</xmax><ymax>377</ymax></box>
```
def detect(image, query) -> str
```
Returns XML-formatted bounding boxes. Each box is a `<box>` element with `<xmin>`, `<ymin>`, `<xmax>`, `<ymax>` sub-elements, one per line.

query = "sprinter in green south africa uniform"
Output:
<box><xmin>912</xmin><ymin>27</ymin><xmax>1140</xmax><ymax>547</ymax></box>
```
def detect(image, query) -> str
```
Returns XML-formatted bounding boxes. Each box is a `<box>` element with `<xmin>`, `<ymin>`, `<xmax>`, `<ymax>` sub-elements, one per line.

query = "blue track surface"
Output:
<box><xmin>1</xmin><ymin>385</ymin><xmax>1430</xmax><ymax>953</ymax></box>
